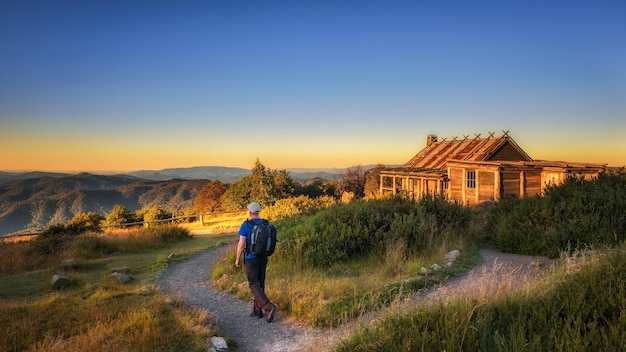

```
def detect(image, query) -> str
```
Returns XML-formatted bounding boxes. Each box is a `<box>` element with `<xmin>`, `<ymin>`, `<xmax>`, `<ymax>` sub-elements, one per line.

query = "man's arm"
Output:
<box><xmin>235</xmin><ymin>235</ymin><xmax>246</xmax><ymax>268</ymax></box>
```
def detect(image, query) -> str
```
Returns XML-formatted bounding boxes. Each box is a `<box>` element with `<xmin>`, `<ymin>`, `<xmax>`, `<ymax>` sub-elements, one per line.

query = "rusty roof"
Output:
<box><xmin>404</xmin><ymin>132</ymin><xmax>532</xmax><ymax>170</ymax></box>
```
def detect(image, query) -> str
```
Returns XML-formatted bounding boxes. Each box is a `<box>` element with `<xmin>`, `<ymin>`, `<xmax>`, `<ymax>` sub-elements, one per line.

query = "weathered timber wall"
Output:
<box><xmin>502</xmin><ymin>171</ymin><xmax>521</xmax><ymax>198</ymax></box>
<box><xmin>478</xmin><ymin>170</ymin><xmax>496</xmax><ymax>202</ymax></box>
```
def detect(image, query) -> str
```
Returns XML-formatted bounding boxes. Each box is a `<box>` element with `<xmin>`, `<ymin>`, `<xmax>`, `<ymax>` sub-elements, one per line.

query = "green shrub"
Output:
<box><xmin>102</xmin><ymin>205</ymin><xmax>136</xmax><ymax>227</ymax></box>
<box><xmin>67</xmin><ymin>212</ymin><xmax>105</xmax><ymax>232</ymax></box>
<box><xmin>261</xmin><ymin>195</ymin><xmax>336</xmax><ymax>221</ymax></box>
<box><xmin>275</xmin><ymin>196</ymin><xmax>475</xmax><ymax>269</ymax></box>
<box><xmin>486</xmin><ymin>171</ymin><xmax>626</xmax><ymax>257</ymax></box>
<box><xmin>28</xmin><ymin>223</ymin><xmax>91</xmax><ymax>256</ymax></box>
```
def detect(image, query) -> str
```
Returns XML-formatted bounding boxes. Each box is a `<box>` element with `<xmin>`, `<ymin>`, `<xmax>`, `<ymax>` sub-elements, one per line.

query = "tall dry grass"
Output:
<box><xmin>0</xmin><ymin>225</ymin><xmax>235</xmax><ymax>352</ymax></box>
<box><xmin>337</xmin><ymin>245</ymin><xmax>626</xmax><ymax>351</ymax></box>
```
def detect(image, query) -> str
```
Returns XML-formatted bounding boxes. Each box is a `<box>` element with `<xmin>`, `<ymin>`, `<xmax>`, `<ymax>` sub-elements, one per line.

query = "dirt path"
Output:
<box><xmin>155</xmin><ymin>244</ymin><xmax>557</xmax><ymax>351</ymax></box>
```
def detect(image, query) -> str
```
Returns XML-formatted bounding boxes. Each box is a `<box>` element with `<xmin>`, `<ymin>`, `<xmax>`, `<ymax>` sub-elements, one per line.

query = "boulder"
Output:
<box><xmin>61</xmin><ymin>259</ymin><xmax>76</xmax><ymax>268</ymax></box>
<box><xmin>111</xmin><ymin>266</ymin><xmax>129</xmax><ymax>274</ymax></box>
<box><xmin>111</xmin><ymin>272</ymin><xmax>133</xmax><ymax>284</ymax></box>
<box><xmin>446</xmin><ymin>250</ymin><xmax>460</xmax><ymax>262</ymax></box>
<box><xmin>210</xmin><ymin>336</ymin><xmax>229</xmax><ymax>351</ymax></box>
<box><xmin>52</xmin><ymin>274</ymin><xmax>71</xmax><ymax>289</ymax></box>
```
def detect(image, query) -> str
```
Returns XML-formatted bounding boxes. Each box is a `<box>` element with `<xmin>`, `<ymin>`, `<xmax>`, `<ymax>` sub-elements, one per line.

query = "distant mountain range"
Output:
<box><xmin>122</xmin><ymin>166</ymin><xmax>346</xmax><ymax>183</ymax></box>
<box><xmin>0</xmin><ymin>165</ymin><xmax>352</xmax><ymax>185</ymax></box>
<box><xmin>0</xmin><ymin>165</ymin><xmax>362</xmax><ymax>236</ymax></box>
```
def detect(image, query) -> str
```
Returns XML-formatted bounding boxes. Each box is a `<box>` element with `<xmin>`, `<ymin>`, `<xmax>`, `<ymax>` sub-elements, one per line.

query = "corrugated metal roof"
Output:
<box><xmin>404</xmin><ymin>132</ymin><xmax>532</xmax><ymax>170</ymax></box>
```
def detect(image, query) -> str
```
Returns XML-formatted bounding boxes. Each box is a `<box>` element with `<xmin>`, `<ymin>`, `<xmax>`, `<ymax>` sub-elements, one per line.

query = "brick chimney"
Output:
<box><xmin>426</xmin><ymin>134</ymin><xmax>438</xmax><ymax>146</ymax></box>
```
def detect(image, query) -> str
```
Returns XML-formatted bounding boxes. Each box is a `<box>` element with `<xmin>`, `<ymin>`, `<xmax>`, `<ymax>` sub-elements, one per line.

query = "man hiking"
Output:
<box><xmin>235</xmin><ymin>202</ymin><xmax>278</xmax><ymax>322</ymax></box>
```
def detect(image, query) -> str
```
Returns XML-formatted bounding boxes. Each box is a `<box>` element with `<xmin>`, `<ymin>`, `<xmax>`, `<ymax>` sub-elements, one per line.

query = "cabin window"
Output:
<box><xmin>466</xmin><ymin>171</ymin><xmax>476</xmax><ymax>189</ymax></box>
<box><xmin>442</xmin><ymin>180</ymin><xmax>449</xmax><ymax>190</ymax></box>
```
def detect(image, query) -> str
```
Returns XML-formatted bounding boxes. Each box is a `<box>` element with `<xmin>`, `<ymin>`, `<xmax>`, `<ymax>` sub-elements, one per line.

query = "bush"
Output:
<box><xmin>29</xmin><ymin>223</ymin><xmax>91</xmax><ymax>256</ymax></box>
<box><xmin>260</xmin><ymin>195</ymin><xmax>336</xmax><ymax>221</ymax></box>
<box><xmin>102</xmin><ymin>205</ymin><xmax>136</xmax><ymax>227</ymax></box>
<box><xmin>486</xmin><ymin>171</ymin><xmax>626</xmax><ymax>257</ymax></box>
<box><xmin>67</xmin><ymin>212</ymin><xmax>105</xmax><ymax>232</ymax></box>
<box><xmin>275</xmin><ymin>196</ymin><xmax>475</xmax><ymax>269</ymax></box>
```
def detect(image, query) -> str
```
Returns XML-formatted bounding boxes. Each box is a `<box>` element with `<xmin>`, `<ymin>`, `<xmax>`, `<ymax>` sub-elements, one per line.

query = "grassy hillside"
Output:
<box><xmin>0</xmin><ymin>224</ymin><xmax>238</xmax><ymax>351</ymax></box>
<box><xmin>0</xmin><ymin>174</ymin><xmax>208</xmax><ymax>236</ymax></box>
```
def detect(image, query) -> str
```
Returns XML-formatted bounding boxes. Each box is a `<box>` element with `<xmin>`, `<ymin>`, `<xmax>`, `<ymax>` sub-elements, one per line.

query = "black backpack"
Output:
<box><xmin>246</xmin><ymin>219</ymin><xmax>277</xmax><ymax>257</ymax></box>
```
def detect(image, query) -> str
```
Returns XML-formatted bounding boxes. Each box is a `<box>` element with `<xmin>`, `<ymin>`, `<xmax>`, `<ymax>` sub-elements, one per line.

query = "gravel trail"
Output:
<box><xmin>155</xmin><ymin>243</ymin><xmax>557</xmax><ymax>351</ymax></box>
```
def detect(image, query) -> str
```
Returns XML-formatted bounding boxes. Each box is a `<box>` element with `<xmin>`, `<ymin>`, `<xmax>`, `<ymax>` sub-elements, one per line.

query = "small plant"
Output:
<box><xmin>382</xmin><ymin>238</ymin><xmax>407</xmax><ymax>277</ymax></box>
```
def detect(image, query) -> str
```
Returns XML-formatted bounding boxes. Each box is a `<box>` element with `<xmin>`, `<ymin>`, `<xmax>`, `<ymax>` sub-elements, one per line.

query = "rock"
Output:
<box><xmin>52</xmin><ymin>274</ymin><xmax>71</xmax><ymax>289</ymax></box>
<box><xmin>111</xmin><ymin>266</ymin><xmax>129</xmax><ymax>274</ymax></box>
<box><xmin>419</xmin><ymin>267</ymin><xmax>430</xmax><ymax>275</ymax></box>
<box><xmin>431</xmin><ymin>264</ymin><xmax>442</xmax><ymax>271</ymax></box>
<box><xmin>403</xmin><ymin>275</ymin><xmax>424</xmax><ymax>284</ymax></box>
<box><xmin>109</xmin><ymin>252</ymin><xmax>121</xmax><ymax>257</ymax></box>
<box><xmin>111</xmin><ymin>272</ymin><xmax>133</xmax><ymax>283</ymax></box>
<box><xmin>210</xmin><ymin>336</ymin><xmax>228</xmax><ymax>350</ymax></box>
<box><xmin>61</xmin><ymin>259</ymin><xmax>76</xmax><ymax>268</ymax></box>
<box><xmin>446</xmin><ymin>250</ymin><xmax>460</xmax><ymax>262</ymax></box>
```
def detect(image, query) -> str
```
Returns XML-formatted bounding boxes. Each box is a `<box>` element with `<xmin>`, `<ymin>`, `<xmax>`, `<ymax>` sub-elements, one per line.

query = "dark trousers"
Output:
<box><xmin>245</xmin><ymin>256</ymin><xmax>272</xmax><ymax>312</ymax></box>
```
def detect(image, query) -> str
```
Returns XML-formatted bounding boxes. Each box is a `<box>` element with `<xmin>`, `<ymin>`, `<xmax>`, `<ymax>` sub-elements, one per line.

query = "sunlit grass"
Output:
<box><xmin>213</xmin><ymin>240</ymin><xmax>480</xmax><ymax>327</ymax></box>
<box><xmin>0</xmin><ymin>289</ymin><xmax>212</xmax><ymax>352</ymax></box>
<box><xmin>337</xmin><ymin>245</ymin><xmax>626</xmax><ymax>351</ymax></box>
<box><xmin>179</xmin><ymin>211</ymin><xmax>247</xmax><ymax>234</ymax></box>
<box><xmin>0</xmin><ymin>226</ymin><xmax>238</xmax><ymax>352</ymax></box>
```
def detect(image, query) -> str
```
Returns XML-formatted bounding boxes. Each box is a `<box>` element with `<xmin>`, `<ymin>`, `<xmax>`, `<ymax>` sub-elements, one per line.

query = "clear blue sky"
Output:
<box><xmin>1</xmin><ymin>0</ymin><xmax>625</xmax><ymax>172</ymax></box>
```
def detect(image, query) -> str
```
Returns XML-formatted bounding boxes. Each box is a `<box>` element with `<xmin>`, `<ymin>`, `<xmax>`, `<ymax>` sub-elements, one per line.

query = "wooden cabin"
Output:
<box><xmin>379</xmin><ymin>132</ymin><xmax>607</xmax><ymax>206</ymax></box>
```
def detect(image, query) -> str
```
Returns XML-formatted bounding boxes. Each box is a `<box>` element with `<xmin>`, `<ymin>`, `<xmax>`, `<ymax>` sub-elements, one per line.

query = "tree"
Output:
<box><xmin>336</xmin><ymin>165</ymin><xmax>366</xmax><ymax>200</ymax></box>
<box><xmin>67</xmin><ymin>211</ymin><xmax>105</xmax><ymax>230</ymax></box>
<box><xmin>273</xmin><ymin>169</ymin><xmax>299</xmax><ymax>199</ymax></box>
<box><xmin>221</xmin><ymin>176</ymin><xmax>253</xmax><ymax>211</ymax></box>
<box><xmin>296</xmin><ymin>177</ymin><xmax>337</xmax><ymax>198</ymax></box>
<box><xmin>194</xmin><ymin>180</ymin><xmax>227</xmax><ymax>214</ymax></box>
<box><xmin>103</xmin><ymin>205</ymin><xmax>135</xmax><ymax>226</ymax></box>
<box><xmin>220</xmin><ymin>159</ymin><xmax>298</xmax><ymax>211</ymax></box>
<box><xmin>249</xmin><ymin>159</ymin><xmax>276</xmax><ymax>206</ymax></box>
<box><xmin>142</xmin><ymin>206</ymin><xmax>170</xmax><ymax>223</ymax></box>
<box><xmin>364</xmin><ymin>164</ymin><xmax>387</xmax><ymax>198</ymax></box>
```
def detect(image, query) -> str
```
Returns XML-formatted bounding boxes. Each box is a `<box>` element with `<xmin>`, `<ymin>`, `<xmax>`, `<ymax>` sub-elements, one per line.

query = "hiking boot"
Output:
<box><xmin>265</xmin><ymin>304</ymin><xmax>277</xmax><ymax>323</ymax></box>
<box><xmin>250</xmin><ymin>310</ymin><xmax>263</xmax><ymax>319</ymax></box>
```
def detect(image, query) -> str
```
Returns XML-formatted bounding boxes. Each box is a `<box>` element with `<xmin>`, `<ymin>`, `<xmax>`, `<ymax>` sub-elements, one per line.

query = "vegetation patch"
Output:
<box><xmin>0</xmin><ymin>225</ymin><xmax>236</xmax><ymax>351</ymax></box>
<box><xmin>337</xmin><ymin>245</ymin><xmax>626</xmax><ymax>351</ymax></box>
<box><xmin>486</xmin><ymin>171</ymin><xmax>626</xmax><ymax>257</ymax></box>
<box><xmin>3</xmin><ymin>165</ymin><xmax>625</xmax><ymax>350</ymax></box>
<box><xmin>212</xmin><ymin>196</ymin><xmax>481</xmax><ymax>327</ymax></box>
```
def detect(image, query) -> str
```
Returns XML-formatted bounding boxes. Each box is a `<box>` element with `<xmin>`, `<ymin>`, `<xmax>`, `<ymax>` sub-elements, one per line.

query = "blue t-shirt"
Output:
<box><xmin>239</xmin><ymin>218</ymin><xmax>265</xmax><ymax>260</ymax></box>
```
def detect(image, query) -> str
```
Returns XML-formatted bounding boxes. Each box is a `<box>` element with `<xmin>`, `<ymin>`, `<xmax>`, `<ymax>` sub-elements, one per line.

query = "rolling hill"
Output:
<box><xmin>0</xmin><ymin>173</ymin><xmax>208</xmax><ymax>236</ymax></box>
<box><xmin>0</xmin><ymin>165</ymin><xmax>370</xmax><ymax>236</ymax></box>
